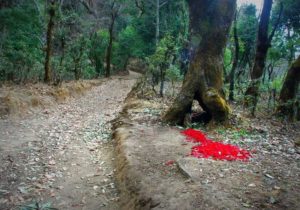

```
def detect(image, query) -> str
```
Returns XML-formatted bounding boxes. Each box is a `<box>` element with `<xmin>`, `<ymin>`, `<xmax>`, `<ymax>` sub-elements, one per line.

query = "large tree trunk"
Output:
<box><xmin>163</xmin><ymin>0</ymin><xmax>236</xmax><ymax>125</ymax></box>
<box><xmin>244</xmin><ymin>0</ymin><xmax>273</xmax><ymax>114</ymax></box>
<box><xmin>44</xmin><ymin>1</ymin><xmax>55</xmax><ymax>83</ymax></box>
<box><xmin>277</xmin><ymin>55</ymin><xmax>300</xmax><ymax>120</ymax></box>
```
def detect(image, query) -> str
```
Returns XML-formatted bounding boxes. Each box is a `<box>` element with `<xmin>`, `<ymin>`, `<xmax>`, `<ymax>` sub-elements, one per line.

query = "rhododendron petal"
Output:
<box><xmin>181</xmin><ymin>129</ymin><xmax>251</xmax><ymax>161</ymax></box>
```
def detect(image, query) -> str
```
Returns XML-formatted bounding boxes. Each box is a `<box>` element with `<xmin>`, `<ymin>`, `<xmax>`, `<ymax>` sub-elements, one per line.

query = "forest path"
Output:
<box><xmin>0</xmin><ymin>72</ymin><xmax>139</xmax><ymax>210</ymax></box>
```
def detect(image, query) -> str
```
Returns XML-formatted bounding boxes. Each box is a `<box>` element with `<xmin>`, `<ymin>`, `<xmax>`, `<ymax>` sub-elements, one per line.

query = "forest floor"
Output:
<box><xmin>0</xmin><ymin>72</ymin><xmax>138</xmax><ymax>210</ymax></box>
<box><xmin>113</xmin><ymin>81</ymin><xmax>300</xmax><ymax>210</ymax></box>
<box><xmin>0</xmin><ymin>72</ymin><xmax>300</xmax><ymax>210</ymax></box>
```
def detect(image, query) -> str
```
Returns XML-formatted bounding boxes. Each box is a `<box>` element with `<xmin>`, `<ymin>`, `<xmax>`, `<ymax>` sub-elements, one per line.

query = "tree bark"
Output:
<box><xmin>44</xmin><ymin>1</ymin><xmax>55</xmax><ymax>83</ymax></box>
<box><xmin>244</xmin><ymin>0</ymin><xmax>275</xmax><ymax>115</ymax></box>
<box><xmin>277</xmin><ymin>55</ymin><xmax>300</xmax><ymax>120</ymax></box>
<box><xmin>163</xmin><ymin>0</ymin><xmax>236</xmax><ymax>125</ymax></box>
<box><xmin>105</xmin><ymin>1</ymin><xmax>118</xmax><ymax>78</ymax></box>
<box><xmin>229</xmin><ymin>11</ymin><xmax>239</xmax><ymax>101</ymax></box>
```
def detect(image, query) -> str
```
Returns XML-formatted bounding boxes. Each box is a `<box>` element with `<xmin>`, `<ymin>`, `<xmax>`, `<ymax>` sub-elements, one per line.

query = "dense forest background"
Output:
<box><xmin>0</xmin><ymin>0</ymin><xmax>299</xmax><ymax>120</ymax></box>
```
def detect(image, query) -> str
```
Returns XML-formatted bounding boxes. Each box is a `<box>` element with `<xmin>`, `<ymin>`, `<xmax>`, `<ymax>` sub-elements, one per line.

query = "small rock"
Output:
<box><xmin>287</xmin><ymin>148</ymin><xmax>295</xmax><ymax>154</ymax></box>
<box><xmin>269</xmin><ymin>196</ymin><xmax>277</xmax><ymax>204</ymax></box>
<box><xmin>56</xmin><ymin>186</ymin><xmax>64</xmax><ymax>190</ymax></box>
<box><xmin>242</xmin><ymin>203</ymin><xmax>251</xmax><ymax>208</ymax></box>
<box><xmin>48</xmin><ymin>160</ymin><xmax>56</xmax><ymax>165</ymax></box>
<box><xmin>248</xmin><ymin>183</ymin><xmax>256</xmax><ymax>187</ymax></box>
<box><xmin>264</xmin><ymin>174</ymin><xmax>274</xmax><ymax>179</ymax></box>
<box><xmin>274</xmin><ymin>186</ymin><xmax>280</xmax><ymax>190</ymax></box>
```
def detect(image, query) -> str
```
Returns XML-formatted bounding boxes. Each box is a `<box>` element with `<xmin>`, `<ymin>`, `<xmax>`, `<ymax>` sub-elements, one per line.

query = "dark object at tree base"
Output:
<box><xmin>184</xmin><ymin>111</ymin><xmax>212</xmax><ymax>126</ymax></box>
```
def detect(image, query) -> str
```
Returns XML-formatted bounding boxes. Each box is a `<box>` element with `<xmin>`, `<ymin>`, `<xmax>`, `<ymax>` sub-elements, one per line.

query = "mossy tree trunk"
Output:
<box><xmin>44</xmin><ymin>1</ymin><xmax>55</xmax><ymax>83</ymax></box>
<box><xmin>277</xmin><ymin>55</ymin><xmax>300</xmax><ymax>120</ymax></box>
<box><xmin>229</xmin><ymin>11</ymin><xmax>239</xmax><ymax>101</ymax></box>
<box><xmin>163</xmin><ymin>0</ymin><xmax>236</xmax><ymax>125</ymax></box>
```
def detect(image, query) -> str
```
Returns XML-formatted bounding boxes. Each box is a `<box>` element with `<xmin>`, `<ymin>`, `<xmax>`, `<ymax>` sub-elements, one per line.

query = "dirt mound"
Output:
<box><xmin>113</xmin><ymin>82</ymin><xmax>300</xmax><ymax>210</ymax></box>
<box><xmin>0</xmin><ymin>80</ymin><xmax>102</xmax><ymax>117</ymax></box>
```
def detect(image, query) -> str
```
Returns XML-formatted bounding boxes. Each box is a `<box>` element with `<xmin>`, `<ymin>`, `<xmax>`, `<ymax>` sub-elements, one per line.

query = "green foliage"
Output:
<box><xmin>271</xmin><ymin>77</ymin><xmax>284</xmax><ymax>91</ymax></box>
<box><xmin>223</xmin><ymin>47</ymin><xmax>232</xmax><ymax>74</ymax></box>
<box><xmin>271</xmin><ymin>0</ymin><xmax>300</xmax><ymax>63</ymax></box>
<box><xmin>274</xmin><ymin>0</ymin><xmax>300</xmax><ymax>32</ymax></box>
<box><xmin>126</xmin><ymin>0</ymin><xmax>189</xmax><ymax>58</ymax></box>
<box><xmin>166</xmin><ymin>65</ymin><xmax>182</xmax><ymax>82</ymax></box>
<box><xmin>236</xmin><ymin>4</ymin><xmax>258</xmax><ymax>68</ymax></box>
<box><xmin>114</xmin><ymin>25</ymin><xmax>145</xmax><ymax>70</ymax></box>
<box><xmin>0</xmin><ymin>2</ymin><xmax>43</xmax><ymax>82</ymax></box>
<box><xmin>89</xmin><ymin>30</ymin><xmax>110</xmax><ymax>77</ymax></box>
<box><xmin>146</xmin><ymin>34</ymin><xmax>180</xmax><ymax>95</ymax></box>
<box><xmin>150</xmin><ymin>35</ymin><xmax>176</xmax><ymax>66</ymax></box>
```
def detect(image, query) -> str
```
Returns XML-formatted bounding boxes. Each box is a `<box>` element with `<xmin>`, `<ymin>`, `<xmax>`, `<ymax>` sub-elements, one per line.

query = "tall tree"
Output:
<box><xmin>244</xmin><ymin>0</ymin><xmax>282</xmax><ymax>114</ymax></box>
<box><xmin>163</xmin><ymin>0</ymin><xmax>236</xmax><ymax>124</ymax></box>
<box><xmin>273</xmin><ymin>0</ymin><xmax>300</xmax><ymax>65</ymax></box>
<box><xmin>277</xmin><ymin>55</ymin><xmax>300</xmax><ymax>120</ymax></box>
<box><xmin>44</xmin><ymin>0</ymin><xmax>56</xmax><ymax>83</ymax></box>
<box><xmin>105</xmin><ymin>0</ymin><xmax>120</xmax><ymax>78</ymax></box>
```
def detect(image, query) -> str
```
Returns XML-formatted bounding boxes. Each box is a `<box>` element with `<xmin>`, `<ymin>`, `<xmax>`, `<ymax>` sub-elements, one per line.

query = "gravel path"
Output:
<box><xmin>0</xmin><ymin>74</ymin><xmax>138</xmax><ymax>210</ymax></box>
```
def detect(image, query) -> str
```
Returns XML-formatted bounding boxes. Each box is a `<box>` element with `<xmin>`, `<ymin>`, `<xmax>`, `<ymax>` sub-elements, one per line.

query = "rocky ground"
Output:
<box><xmin>0</xmin><ymin>73</ymin><xmax>138</xmax><ymax>210</ymax></box>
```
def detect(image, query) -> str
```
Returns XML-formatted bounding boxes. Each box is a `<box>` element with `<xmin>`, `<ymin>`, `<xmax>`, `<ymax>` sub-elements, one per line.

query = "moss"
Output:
<box><xmin>203</xmin><ymin>88</ymin><xmax>230</xmax><ymax>122</ymax></box>
<box><xmin>277</xmin><ymin>55</ymin><xmax>300</xmax><ymax>120</ymax></box>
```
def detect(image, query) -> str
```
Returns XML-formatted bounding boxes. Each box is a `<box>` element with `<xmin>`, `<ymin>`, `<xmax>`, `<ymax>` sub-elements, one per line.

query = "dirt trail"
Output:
<box><xmin>0</xmin><ymin>73</ymin><xmax>139</xmax><ymax>210</ymax></box>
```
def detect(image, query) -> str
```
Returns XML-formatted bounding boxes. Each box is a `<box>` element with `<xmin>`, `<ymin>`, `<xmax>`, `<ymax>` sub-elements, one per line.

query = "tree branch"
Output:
<box><xmin>159</xmin><ymin>0</ymin><xmax>169</xmax><ymax>8</ymax></box>
<box><xmin>135</xmin><ymin>0</ymin><xmax>145</xmax><ymax>17</ymax></box>
<box><xmin>268</xmin><ymin>2</ymin><xmax>283</xmax><ymax>44</ymax></box>
<box><xmin>79</xmin><ymin>0</ymin><xmax>97</xmax><ymax>17</ymax></box>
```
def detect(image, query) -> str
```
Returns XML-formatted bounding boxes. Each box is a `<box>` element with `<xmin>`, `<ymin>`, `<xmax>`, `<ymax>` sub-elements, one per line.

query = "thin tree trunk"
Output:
<box><xmin>59</xmin><ymin>37</ymin><xmax>65</xmax><ymax>68</ymax></box>
<box><xmin>44</xmin><ymin>1</ymin><xmax>55</xmax><ymax>83</ymax></box>
<box><xmin>106</xmin><ymin>26</ymin><xmax>113</xmax><ymax>78</ymax></box>
<box><xmin>244</xmin><ymin>0</ymin><xmax>282</xmax><ymax>115</ymax></box>
<box><xmin>163</xmin><ymin>0</ymin><xmax>236</xmax><ymax>125</ymax></box>
<box><xmin>287</xmin><ymin>27</ymin><xmax>295</xmax><ymax>65</ymax></box>
<box><xmin>95</xmin><ymin>59</ymin><xmax>102</xmax><ymax>78</ymax></box>
<box><xmin>159</xmin><ymin>68</ymin><xmax>165</xmax><ymax>97</ymax></box>
<box><xmin>229</xmin><ymin>11</ymin><xmax>239</xmax><ymax>101</ymax></box>
<box><xmin>74</xmin><ymin>43</ymin><xmax>85</xmax><ymax>80</ymax></box>
<box><xmin>277</xmin><ymin>55</ymin><xmax>300</xmax><ymax>120</ymax></box>
<box><xmin>155</xmin><ymin>0</ymin><xmax>160</xmax><ymax>46</ymax></box>
<box><xmin>244</xmin><ymin>0</ymin><xmax>273</xmax><ymax>114</ymax></box>
<box><xmin>105</xmin><ymin>2</ymin><xmax>118</xmax><ymax>78</ymax></box>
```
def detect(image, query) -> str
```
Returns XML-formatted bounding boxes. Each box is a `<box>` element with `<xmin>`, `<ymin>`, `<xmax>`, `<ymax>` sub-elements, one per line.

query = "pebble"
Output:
<box><xmin>248</xmin><ymin>183</ymin><xmax>256</xmax><ymax>187</ymax></box>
